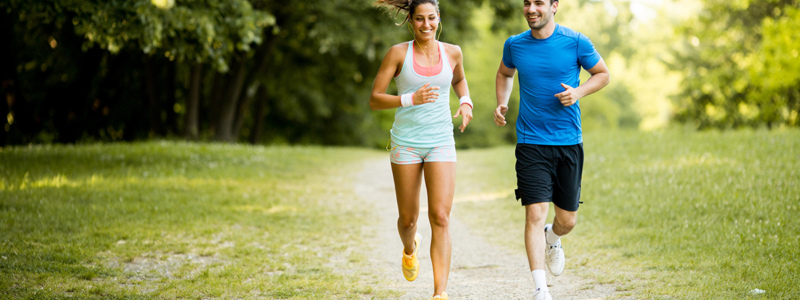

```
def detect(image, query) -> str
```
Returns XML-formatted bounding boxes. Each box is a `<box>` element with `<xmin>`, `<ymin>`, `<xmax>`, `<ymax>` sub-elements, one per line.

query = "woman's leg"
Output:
<box><xmin>391</xmin><ymin>162</ymin><xmax>424</xmax><ymax>256</ymax></box>
<box><xmin>423</xmin><ymin>162</ymin><xmax>456</xmax><ymax>296</ymax></box>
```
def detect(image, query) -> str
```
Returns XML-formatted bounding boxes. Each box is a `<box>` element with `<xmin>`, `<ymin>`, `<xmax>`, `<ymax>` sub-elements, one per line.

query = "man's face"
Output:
<box><xmin>523</xmin><ymin>0</ymin><xmax>556</xmax><ymax>30</ymax></box>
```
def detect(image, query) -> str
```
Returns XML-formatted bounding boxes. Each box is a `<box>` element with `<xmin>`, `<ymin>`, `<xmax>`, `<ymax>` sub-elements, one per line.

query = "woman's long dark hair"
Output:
<box><xmin>373</xmin><ymin>0</ymin><xmax>440</xmax><ymax>25</ymax></box>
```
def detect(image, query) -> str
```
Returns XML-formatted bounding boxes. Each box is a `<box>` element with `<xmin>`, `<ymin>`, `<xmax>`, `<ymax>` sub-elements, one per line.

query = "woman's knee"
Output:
<box><xmin>428</xmin><ymin>210</ymin><xmax>450</xmax><ymax>228</ymax></box>
<box><xmin>398</xmin><ymin>215</ymin><xmax>418</xmax><ymax>230</ymax></box>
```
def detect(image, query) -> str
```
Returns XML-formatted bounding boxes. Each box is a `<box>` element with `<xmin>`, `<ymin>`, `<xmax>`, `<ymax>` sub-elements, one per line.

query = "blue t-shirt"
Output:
<box><xmin>502</xmin><ymin>24</ymin><xmax>601</xmax><ymax>145</ymax></box>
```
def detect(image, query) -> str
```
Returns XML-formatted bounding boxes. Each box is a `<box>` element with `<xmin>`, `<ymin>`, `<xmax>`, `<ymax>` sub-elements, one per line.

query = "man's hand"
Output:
<box><xmin>453</xmin><ymin>104</ymin><xmax>473</xmax><ymax>132</ymax></box>
<box><xmin>555</xmin><ymin>83</ymin><xmax>582</xmax><ymax>107</ymax></box>
<box><xmin>494</xmin><ymin>105</ymin><xmax>508</xmax><ymax>126</ymax></box>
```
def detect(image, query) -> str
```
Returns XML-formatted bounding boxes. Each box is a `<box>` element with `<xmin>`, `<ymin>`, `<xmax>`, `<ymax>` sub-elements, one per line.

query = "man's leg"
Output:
<box><xmin>525</xmin><ymin>202</ymin><xmax>550</xmax><ymax>292</ymax></box>
<box><xmin>516</xmin><ymin>143</ymin><xmax>556</xmax><ymax>297</ymax></box>
<box><xmin>546</xmin><ymin>144</ymin><xmax>584</xmax><ymax>276</ymax></box>
<box><xmin>543</xmin><ymin>206</ymin><xmax>576</xmax><ymax>276</ymax></box>
<box><xmin>549</xmin><ymin>207</ymin><xmax>577</xmax><ymax>241</ymax></box>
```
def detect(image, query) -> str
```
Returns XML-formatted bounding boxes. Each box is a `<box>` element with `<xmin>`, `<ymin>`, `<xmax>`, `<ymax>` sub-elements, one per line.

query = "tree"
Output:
<box><xmin>1</xmin><ymin>0</ymin><xmax>527</xmax><ymax>145</ymax></box>
<box><xmin>750</xmin><ymin>6</ymin><xmax>800</xmax><ymax>126</ymax></box>
<box><xmin>204</xmin><ymin>0</ymin><xmax>523</xmax><ymax>144</ymax></box>
<box><xmin>670</xmin><ymin>0</ymin><xmax>800</xmax><ymax>129</ymax></box>
<box><xmin>1</xmin><ymin>0</ymin><xmax>274</xmax><ymax>142</ymax></box>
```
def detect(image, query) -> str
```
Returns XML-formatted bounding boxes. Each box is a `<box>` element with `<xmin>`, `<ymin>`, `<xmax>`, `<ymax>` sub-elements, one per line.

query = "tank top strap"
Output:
<box><xmin>396</xmin><ymin>41</ymin><xmax>414</xmax><ymax>79</ymax></box>
<box><xmin>438</xmin><ymin>41</ymin><xmax>452</xmax><ymax>71</ymax></box>
<box><xmin>405</xmin><ymin>40</ymin><xmax>415</xmax><ymax>68</ymax></box>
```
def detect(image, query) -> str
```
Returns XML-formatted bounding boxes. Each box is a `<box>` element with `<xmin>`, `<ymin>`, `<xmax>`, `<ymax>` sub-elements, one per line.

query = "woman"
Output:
<box><xmin>370</xmin><ymin>1</ymin><xmax>473</xmax><ymax>299</ymax></box>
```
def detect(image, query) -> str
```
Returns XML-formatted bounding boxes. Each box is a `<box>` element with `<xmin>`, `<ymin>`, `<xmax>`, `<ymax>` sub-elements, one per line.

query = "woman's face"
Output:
<box><xmin>410</xmin><ymin>3</ymin><xmax>439</xmax><ymax>41</ymax></box>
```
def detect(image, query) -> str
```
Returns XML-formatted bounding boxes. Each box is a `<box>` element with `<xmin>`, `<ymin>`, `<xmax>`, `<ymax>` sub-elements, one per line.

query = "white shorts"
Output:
<box><xmin>389</xmin><ymin>142</ymin><xmax>457</xmax><ymax>165</ymax></box>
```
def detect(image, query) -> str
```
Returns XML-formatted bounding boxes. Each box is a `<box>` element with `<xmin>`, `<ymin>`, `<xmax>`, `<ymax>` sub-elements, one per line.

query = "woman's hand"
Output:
<box><xmin>413</xmin><ymin>83</ymin><xmax>440</xmax><ymax>105</ymax></box>
<box><xmin>453</xmin><ymin>103</ymin><xmax>473</xmax><ymax>132</ymax></box>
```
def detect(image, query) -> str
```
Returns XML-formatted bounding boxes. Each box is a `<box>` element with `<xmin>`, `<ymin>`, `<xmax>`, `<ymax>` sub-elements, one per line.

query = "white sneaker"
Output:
<box><xmin>533</xmin><ymin>288</ymin><xmax>553</xmax><ymax>300</ymax></box>
<box><xmin>545</xmin><ymin>239</ymin><xmax>565</xmax><ymax>276</ymax></box>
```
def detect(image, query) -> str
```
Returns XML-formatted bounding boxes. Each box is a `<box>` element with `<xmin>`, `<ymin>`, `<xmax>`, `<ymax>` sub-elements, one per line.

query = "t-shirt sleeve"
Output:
<box><xmin>577</xmin><ymin>33</ymin><xmax>601</xmax><ymax>70</ymax></box>
<box><xmin>502</xmin><ymin>37</ymin><xmax>515</xmax><ymax>69</ymax></box>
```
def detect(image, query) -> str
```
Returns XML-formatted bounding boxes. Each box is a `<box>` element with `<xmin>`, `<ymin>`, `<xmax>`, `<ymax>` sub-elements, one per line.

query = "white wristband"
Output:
<box><xmin>459</xmin><ymin>96</ymin><xmax>473</xmax><ymax>109</ymax></box>
<box><xmin>401</xmin><ymin>93</ymin><xmax>414</xmax><ymax>107</ymax></box>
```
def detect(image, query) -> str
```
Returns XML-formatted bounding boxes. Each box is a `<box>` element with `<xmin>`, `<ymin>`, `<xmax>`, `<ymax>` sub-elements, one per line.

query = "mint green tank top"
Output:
<box><xmin>390</xmin><ymin>41</ymin><xmax>455</xmax><ymax>148</ymax></box>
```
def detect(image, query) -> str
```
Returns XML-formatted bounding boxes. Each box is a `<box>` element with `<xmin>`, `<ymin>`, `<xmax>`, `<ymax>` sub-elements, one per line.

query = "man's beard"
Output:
<box><xmin>528</xmin><ymin>13</ymin><xmax>551</xmax><ymax>30</ymax></box>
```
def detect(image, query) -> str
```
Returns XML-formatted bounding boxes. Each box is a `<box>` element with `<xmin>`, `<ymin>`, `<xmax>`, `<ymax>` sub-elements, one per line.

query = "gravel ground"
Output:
<box><xmin>353</xmin><ymin>158</ymin><xmax>622</xmax><ymax>299</ymax></box>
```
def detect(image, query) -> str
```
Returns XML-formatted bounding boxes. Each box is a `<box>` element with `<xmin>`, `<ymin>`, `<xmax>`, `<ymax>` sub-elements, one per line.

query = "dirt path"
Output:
<box><xmin>353</xmin><ymin>158</ymin><xmax>621</xmax><ymax>299</ymax></box>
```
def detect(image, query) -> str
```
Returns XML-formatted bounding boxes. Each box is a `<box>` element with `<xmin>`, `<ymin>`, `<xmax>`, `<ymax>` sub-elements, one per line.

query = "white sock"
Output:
<box><xmin>532</xmin><ymin>269</ymin><xmax>548</xmax><ymax>291</ymax></box>
<box><xmin>545</xmin><ymin>224</ymin><xmax>561</xmax><ymax>246</ymax></box>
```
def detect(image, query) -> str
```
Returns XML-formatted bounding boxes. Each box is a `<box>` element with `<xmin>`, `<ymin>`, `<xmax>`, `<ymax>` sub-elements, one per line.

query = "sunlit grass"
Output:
<box><xmin>3</xmin><ymin>130</ymin><xmax>797</xmax><ymax>298</ymax></box>
<box><xmin>0</xmin><ymin>142</ymin><xmax>391</xmax><ymax>299</ymax></box>
<box><xmin>455</xmin><ymin>128</ymin><xmax>800</xmax><ymax>299</ymax></box>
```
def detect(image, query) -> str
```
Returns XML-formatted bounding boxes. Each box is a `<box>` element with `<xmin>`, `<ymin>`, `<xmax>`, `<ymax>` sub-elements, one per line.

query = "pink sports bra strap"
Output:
<box><xmin>412</xmin><ymin>41</ymin><xmax>451</xmax><ymax>77</ymax></box>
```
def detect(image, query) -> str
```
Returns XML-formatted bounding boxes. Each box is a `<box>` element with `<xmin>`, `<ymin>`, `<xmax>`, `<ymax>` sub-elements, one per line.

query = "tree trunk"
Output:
<box><xmin>184</xmin><ymin>63</ymin><xmax>203</xmax><ymax>139</ymax></box>
<box><xmin>165</xmin><ymin>61</ymin><xmax>177</xmax><ymax>135</ymax></box>
<box><xmin>143</xmin><ymin>56</ymin><xmax>162</xmax><ymax>137</ymax></box>
<box><xmin>213</xmin><ymin>53</ymin><xmax>248</xmax><ymax>142</ymax></box>
<box><xmin>208</xmin><ymin>71</ymin><xmax>226</xmax><ymax>136</ymax></box>
<box><xmin>233</xmin><ymin>82</ymin><xmax>259</xmax><ymax>139</ymax></box>
<box><xmin>232</xmin><ymin>31</ymin><xmax>278</xmax><ymax>142</ymax></box>
<box><xmin>0</xmin><ymin>15</ymin><xmax>14</xmax><ymax>146</ymax></box>
<box><xmin>249</xmin><ymin>85</ymin><xmax>268</xmax><ymax>145</ymax></box>
<box><xmin>52</xmin><ymin>30</ymin><xmax>103</xmax><ymax>143</ymax></box>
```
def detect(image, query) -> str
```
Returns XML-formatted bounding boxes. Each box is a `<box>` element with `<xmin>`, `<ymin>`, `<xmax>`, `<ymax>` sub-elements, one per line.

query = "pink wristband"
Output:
<box><xmin>459</xmin><ymin>96</ymin><xmax>473</xmax><ymax>109</ymax></box>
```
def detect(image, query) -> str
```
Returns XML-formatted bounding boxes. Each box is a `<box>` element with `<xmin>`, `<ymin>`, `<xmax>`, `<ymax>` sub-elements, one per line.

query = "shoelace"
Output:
<box><xmin>403</xmin><ymin>256</ymin><xmax>414</xmax><ymax>267</ymax></box>
<box><xmin>546</xmin><ymin>244</ymin><xmax>560</xmax><ymax>260</ymax></box>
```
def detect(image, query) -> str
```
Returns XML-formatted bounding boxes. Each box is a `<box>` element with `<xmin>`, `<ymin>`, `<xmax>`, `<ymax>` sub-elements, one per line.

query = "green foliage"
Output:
<box><xmin>0</xmin><ymin>0</ymin><xmax>277</xmax><ymax>144</ymax></box>
<box><xmin>19</xmin><ymin>0</ymin><xmax>797</xmax><ymax>145</ymax></box>
<box><xmin>246</xmin><ymin>0</ymin><xmax>405</xmax><ymax>146</ymax></box>
<box><xmin>750</xmin><ymin>6</ymin><xmax>800</xmax><ymax>126</ymax></box>
<box><xmin>562</xmin><ymin>0</ymin><xmax>698</xmax><ymax>131</ymax></box>
<box><xmin>1</xmin><ymin>0</ymin><xmax>684</xmax><ymax>146</ymax></box>
<box><xmin>0</xmin><ymin>142</ymin><xmax>391</xmax><ymax>298</ymax></box>
<box><xmin>1</xmin><ymin>0</ymin><xmax>528</xmax><ymax>146</ymax></box>
<box><xmin>671</xmin><ymin>0</ymin><xmax>800</xmax><ymax>129</ymax></box>
<box><xmin>456</xmin><ymin>0</ymin><xmax>660</xmax><ymax>141</ymax></box>
<box><xmin>247</xmin><ymin>0</ymin><xmax>522</xmax><ymax>147</ymax></box>
<box><xmin>441</xmin><ymin>4</ymin><xmax>519</xmax><ymax>148</ymax></box>
<box><xmin>455</xmin><ymin>129</ymin><xmax>800</xmax><ymax>298</ymax></box>
<box><xmin>4</xmin><ymin>0</ymin><xmax>274</xmax><ymax>72</ymax></box>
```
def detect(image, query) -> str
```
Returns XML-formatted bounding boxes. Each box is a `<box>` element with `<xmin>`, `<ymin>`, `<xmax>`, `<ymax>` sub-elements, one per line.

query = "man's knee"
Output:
<box><xmin>554</xmin><ymin>213</ymin><xmax>578</xmax><ymax>234</ymax></box>
<box><xmin>525</xmin><ymin>202</ymin><xmax>549</xmax><ymax>224</ymax></box>
<box><xmin>559</xmin><ymin>217</ymin><xmax>577</xmax><ymax>231</ymax></box>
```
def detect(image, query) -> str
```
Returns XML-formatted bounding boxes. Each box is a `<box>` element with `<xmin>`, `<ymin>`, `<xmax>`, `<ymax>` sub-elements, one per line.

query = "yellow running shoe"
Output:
<box><xmin>402</xmin><ymin>233</ymin><xmax>422</xmax><ymax>281</ymax></box>
<box><xmin>431</xmin><ymin>292</ymin><xmax>448</xmax><ymax>299</ymax></box>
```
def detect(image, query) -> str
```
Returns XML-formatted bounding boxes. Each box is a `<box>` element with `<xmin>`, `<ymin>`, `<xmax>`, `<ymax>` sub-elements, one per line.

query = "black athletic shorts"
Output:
<box><xmin>515</xmin><ymin>143</ymin><xmax>584</xmax><ymax>211</ymax></box>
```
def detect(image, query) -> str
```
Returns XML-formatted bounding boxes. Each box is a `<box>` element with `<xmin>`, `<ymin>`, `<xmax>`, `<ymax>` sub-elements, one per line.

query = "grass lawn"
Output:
<box><xmin>0</xmin><ymin>142</ymin><xmax>391</xmax><ymax>299</ymax></box>
<box><xmin>454</xmin><ymin>128</ymin><xmax>800</xmax><ymax>299</ymax></box>
<box><xmin>2</xmin><ymin>129</ymin><xmax>798</xmax><ymax>299</ymax></box>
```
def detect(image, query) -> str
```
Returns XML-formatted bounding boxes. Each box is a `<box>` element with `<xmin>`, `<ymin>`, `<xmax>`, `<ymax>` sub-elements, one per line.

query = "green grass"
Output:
<box><xmin>0</xmin><ymin>142</ymin><xmax>392</xmax><ymax>299</ymax></box>
<box><xmin>3</xmin><ymin>130</ymin><xmax>798</xmax><ymax>299</ymax></box>
<box><xmin>455</xmin><ymin>128</ymin><xmax>800</xmax><ymax>299</ymax></box>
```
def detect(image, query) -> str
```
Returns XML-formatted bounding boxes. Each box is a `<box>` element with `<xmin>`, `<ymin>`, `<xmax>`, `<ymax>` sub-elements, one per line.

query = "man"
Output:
<box><xmin>494</xmin><ymin>0</ymin><xmax>610</xmax><ymax>299</ymax></box>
